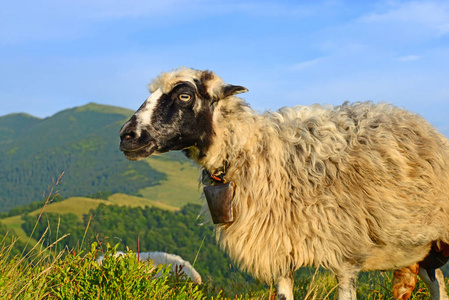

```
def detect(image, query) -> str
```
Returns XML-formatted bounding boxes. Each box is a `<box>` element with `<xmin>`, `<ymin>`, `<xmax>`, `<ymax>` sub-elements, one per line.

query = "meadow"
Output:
<box><xmin>0</xmin><ymin>190</ymin><xmax>446</xmax><ymax>299</ymax></box>
<box><xmin>0</xmin><ymin>236</ymin><xmax>441</xmax><ymax>299</ymax></box>
<box><xmin>0</xmin><ymin>155</ymin><xmax>447</xmax><ymax>299</ymax></box>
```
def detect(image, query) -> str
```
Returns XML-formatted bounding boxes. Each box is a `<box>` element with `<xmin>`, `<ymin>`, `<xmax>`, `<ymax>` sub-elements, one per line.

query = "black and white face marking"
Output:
<box><xmin>119</xmin><ymin>81</ymin><xmax>214</xmax><ymax>160</ymax></box>
<box><xmin>120</xmin><ymin>69</ymin><xmax>248</xmax><ymax>161</ymax></box>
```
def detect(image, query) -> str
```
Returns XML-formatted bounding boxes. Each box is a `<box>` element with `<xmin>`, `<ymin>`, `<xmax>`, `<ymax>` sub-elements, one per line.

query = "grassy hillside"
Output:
<box><xmin>0</xmin><ymin>179</ymin><xmax>446</xmax><ymax>299</ymax></box>
<box><xmin>0</xmin><ymin>192</ymin><xmax>180</xmax><ymax>249</ymax></box>
<box><xmin>0</xmin><ymin>215</ymin><xmax>32</xmax><ymax>243</ymax></box>
<box><xmin>140</xmin><ymin>155</ymin><xmax>202</xmax><ymax>208</ymax></box>
<box><xmin>107</xmin><ymin>193</ymin><xmax>180</xmax><ymax>212</ymax></box>
<box><xmin>0</xmin><ymin>103</ymin><xmax>203</xmax><ymax>212</ymax></box>
<box><xmin>0</xmin><ymin>210</ymin><xmax>445</xmax><ymax>299</ymax></box>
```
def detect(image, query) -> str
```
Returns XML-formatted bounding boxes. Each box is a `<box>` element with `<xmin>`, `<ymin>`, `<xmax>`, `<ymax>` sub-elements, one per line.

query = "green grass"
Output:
<box><xmin>0</xmin><ymin>155</ymin><xmax>196</xmax><ymax>259</ymax></box>
<box><xmin>0</xmin><ymin>172</ymin><xmax>447</xmax><ymax>299</ymax></box>
<box><xmin>0</xmin><ymin>225</ymin><xmax>446</xmax><ymax>300</ymax></box>
<box><xmin>0</xmin><ymin>193</ymin><xmax>179</xmax><ymax>252</ymax></box>
<box><xmin>1</xmin><ymin>239</ymin><xmax>445</xmax><ymax>300</ymax></box>
<box><xmin>0</xmin><ymin>240</ymin><xmax>207</xmax><ymax>300</ymax></box>
<box><xmin>139</xmin><ymin>156</ymin><xmax>202</xmax><ymax>208</ymax></box>
<box><xmin>108</xmin><ymin>193</ymin><xmax>179</xmax><ymax>212</ymax></box>
<box><xmin>0</xmin><ymin>193</ymin><xmax>178</xmax><ymax>226</ymax></box>
<box><xmin>0</xmin><ymin>215</ymin><xmax>36</xmax><ymax>247</ymax></box>
<box><xmin>0</xmin><ymin>183</ymin><xmax>207</xmax><ymax>299</ymax></box>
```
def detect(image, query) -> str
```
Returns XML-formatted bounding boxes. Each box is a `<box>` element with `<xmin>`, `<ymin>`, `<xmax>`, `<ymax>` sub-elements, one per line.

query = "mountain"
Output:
<box><xmin>0</xmin><ymin>103</ymin><xmax>196</xmax><ymax>212</ymax></box>
<box><xmin>0</xmin><ymin>113</ymin><xmax>41</xmax><ymax>145</ymax></box>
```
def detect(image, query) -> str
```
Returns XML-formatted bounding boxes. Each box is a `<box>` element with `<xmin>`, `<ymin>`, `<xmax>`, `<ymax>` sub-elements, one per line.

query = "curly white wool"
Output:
<box><xmin>135</xmin><ymin>68</ymin><xmax>449</xmax><ymax>299</ymax></box>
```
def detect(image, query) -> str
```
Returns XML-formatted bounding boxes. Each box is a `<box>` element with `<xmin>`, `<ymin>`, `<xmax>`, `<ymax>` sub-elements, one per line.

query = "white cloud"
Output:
<box><xmin>291</xmin><ymin>57</ymin><xmax>325</xmax><ymax>71</ymax></box>
<box><xmin>396</xmin><ymin>55</ymin><xmax>421</xmax><ymax>62</ymax></box>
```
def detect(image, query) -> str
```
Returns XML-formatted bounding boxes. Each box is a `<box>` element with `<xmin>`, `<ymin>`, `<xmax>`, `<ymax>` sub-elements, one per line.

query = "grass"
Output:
<box><xmin>0</xmin><ymin>175</ymin><xmax>447</xmax><ymax>299</ymax></box>
<box><xmin>0</xmin><ymin>193</ymin><xmax>180</xmax><ymax>250</ymax></box>
<box><xmin>0</xmin><ymin>221</ymin><xmax>447</xmax><ymax>300</ymax></box>
<box><xmin>0</xmin><ymin>163</ymin><xmax>190</xmax><ymax>266</ymax></box>
<box><xmin>29</xmin><ymin>197</ymin><xmax>110</xmax><ymax>219</ymax></box>
<box><xmin>0</xmin><ymin>180</ymin><xmax>206</xmax><ymax>299</ymax></box>
<box><xmin>0</xmin><ymin>239</ymin><xmax>207</xmax><ymax>300</ymax></box>
<box><xmin>1</xmin><ymin>236</ymin><xmax>445</xmax><ymax>300</ymax></box>
<box><xmin>0</xmin><ymin>215</ymin><xmax>30</xmax><ymax>242</ymax></box>
<box><xmin>0</xmin><ymin>152</ymin><xmax>200</xmax><ymax>242</ymax></box>
<box><xmin>21</xmin><ymin>193</ymin><xmax>180</xmax><ymax>220</ymax></box>
<box><xmin>138</xmin><ymin>156</ymin><xmax>202</xmax><ymax>208</ymax></box>
<box><xmin>107</xmin><ymin>193</ymin><xmax>179</xmax><ymax>212</ymax></box>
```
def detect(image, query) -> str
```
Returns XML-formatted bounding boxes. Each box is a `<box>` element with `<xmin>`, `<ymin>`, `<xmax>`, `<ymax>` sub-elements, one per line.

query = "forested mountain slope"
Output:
<box><xmin>0</xmin><ymin>103</ymin><xmax>195</xmax><ymax>212</ymax></box>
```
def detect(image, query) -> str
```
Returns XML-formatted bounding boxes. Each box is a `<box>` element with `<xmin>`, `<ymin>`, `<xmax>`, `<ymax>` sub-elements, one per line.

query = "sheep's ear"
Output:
<box><xmin>222</xmin><ymin>84</ymin><xmax>248</xmax><ymax>98</ymax></box>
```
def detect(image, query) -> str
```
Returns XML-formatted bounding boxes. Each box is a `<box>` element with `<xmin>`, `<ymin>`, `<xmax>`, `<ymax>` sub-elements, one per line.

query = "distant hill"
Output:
<box><xmin>0</xmin><ymin>103</ymin><xmax>200</xmax><ymax>212</ymax></box>
<box><xmin>0</xmin><ymin>113</ymin><xmax>41</xmax><ymax>145</ymax></box>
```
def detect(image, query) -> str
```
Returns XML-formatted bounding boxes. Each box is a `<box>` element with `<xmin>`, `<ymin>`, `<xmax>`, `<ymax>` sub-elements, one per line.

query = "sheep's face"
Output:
<box><xmin>119</xmin><ymin>68</ymin><xmax>247</xmax><ymax>161</ymax></box>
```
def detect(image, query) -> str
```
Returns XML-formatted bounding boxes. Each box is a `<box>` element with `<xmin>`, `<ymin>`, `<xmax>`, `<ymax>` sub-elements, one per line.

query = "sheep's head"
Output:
<box><xmin>119</xmin><ymin>68</ymin><xmax>248</xmax><ymax>161</ymax></box>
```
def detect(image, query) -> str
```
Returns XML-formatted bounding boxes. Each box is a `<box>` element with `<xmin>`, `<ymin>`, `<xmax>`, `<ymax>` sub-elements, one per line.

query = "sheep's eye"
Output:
<box><xmin>178</xmin><ymin>94</ymin><xmax>191</xmax><ymax>102</ymax></box>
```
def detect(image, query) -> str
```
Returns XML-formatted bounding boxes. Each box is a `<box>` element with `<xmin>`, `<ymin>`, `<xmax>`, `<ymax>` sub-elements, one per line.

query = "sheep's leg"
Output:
<box><xmin>418</xmin><ymin>267</ymin><xmax>448</xmax><ymax>300</ymax></box>
<box><xmin>277</xmin><ymin>271</ymin><xmax>294</xmax><ymax>300</ymax></box>
<box><xmin>435</xmin><ymin>269</ymin><xmax>449</xmax><ymax>300</ymax></box>
<box><xmin>335</xmin><ymin>267</ymin><xmax>359</xmax><ymax>300</ymax></box>
<box><xmin>418</xmin><ymin>267</ymin><xmax>439</xmax><ymax>299</ymax></box>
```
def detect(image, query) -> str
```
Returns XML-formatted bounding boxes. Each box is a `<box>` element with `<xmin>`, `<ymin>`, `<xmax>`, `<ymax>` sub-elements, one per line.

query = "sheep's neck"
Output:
<box><xmin>200</xmin><ymin>100</ymin><xmax>262</xmax><ymax>178</ymax></box>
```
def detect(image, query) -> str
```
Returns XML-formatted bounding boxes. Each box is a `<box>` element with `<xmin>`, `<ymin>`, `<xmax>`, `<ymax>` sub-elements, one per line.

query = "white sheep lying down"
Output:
<box><xmin>119</xmin><ymin>68</ymin><xmax>449</xmax><ymax>300</ymax></box>
<box><xmin>97</xmin><ymin>251</ymin><xmax>202</xmax><ymax>284</ymax></box>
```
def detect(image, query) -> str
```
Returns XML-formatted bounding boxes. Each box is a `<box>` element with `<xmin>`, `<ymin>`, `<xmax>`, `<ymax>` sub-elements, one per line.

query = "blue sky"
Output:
<box><xmin>1</xmin><ymin>0</ymin><xmax>448</xmax><ymax>136</ymax></box>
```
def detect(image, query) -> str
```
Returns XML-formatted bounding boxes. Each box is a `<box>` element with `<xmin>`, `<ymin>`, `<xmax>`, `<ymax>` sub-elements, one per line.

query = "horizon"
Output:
<box><xmin>2</xmin><ymin>100</ymin><xmax>449</xmax><ymax>138</ymax></box>
<box><xmin>1</xmin><ymin>0</ymin><xmax>448</xmax><ymax>137</ymax></box>
<box><xmin>0</xmin><ymin>102</ymin><xmax>133</xmax><ymax>119</ymax></box>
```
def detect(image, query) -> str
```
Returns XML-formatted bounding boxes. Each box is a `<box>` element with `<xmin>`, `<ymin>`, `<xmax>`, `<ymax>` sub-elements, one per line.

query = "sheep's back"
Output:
<box><xmin>211</xmin><ymin>100</ymin><xmax>449</xmax><ymax>280</ymax></box>
<box><xmin>275</xmin><ymin>102</ymin><xmax>449</xmax><ymax>255</ymax></box>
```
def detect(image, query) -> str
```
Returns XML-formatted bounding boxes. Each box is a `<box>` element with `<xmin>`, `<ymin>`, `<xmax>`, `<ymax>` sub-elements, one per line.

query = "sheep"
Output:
<box><xmin>138</xmin><ymin>251</ymin><xmax>202</xmax><ymax>284</ymax></box>
<box><xmin>119</xmin><ymin>67</ymin><xmax>449</xmax><ymax>300</ymax></box>
<box><xmin>96</xmin><ymin>251</ymin><xmax>202</xmax><ymax>284</ymax></box>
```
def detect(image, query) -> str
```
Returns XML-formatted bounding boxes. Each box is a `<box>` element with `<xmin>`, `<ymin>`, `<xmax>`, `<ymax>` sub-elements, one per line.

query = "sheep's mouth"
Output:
<box><xmin>120</xmin><ymin>141</ymin><xmax>158</xmax><ymax>161</ymax></box>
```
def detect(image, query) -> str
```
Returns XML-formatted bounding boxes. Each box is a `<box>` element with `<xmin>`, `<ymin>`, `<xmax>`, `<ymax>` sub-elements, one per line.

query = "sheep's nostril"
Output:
<box><xmin>121</xmin><ymin>131</ymin><xmax>136</xmax><ymax>141</ymax></box>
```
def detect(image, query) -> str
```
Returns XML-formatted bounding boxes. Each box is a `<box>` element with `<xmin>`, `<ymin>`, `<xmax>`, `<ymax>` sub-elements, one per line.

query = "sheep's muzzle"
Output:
<box><xmin>119</xmin><ymin>129</ymin><xmax>158</xmax><ymax>161</ymax></box>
